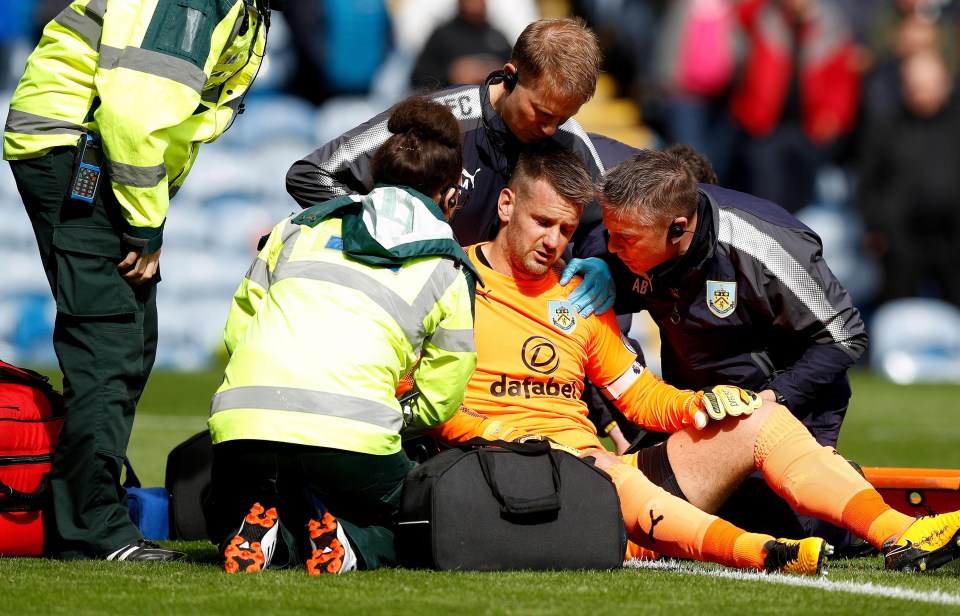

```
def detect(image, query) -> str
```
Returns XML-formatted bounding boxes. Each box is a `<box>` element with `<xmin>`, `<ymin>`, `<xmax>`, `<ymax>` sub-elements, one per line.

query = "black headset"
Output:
<box><xmin>502</xmin><ymin>69</ymin><xmax>518</xmax><ymax>91</ymax></box>
<box><xmin>478</xmin><ymin>72</ymin><xmax>514</xmax><ymax>181</ymax></box>
<box><xmin>443</xmin><ymin>185</ymin><xmax>459</xmax><ymax>213</ymax></box>
<box><xmin>670</xmin><ymin>216</ymin><xmax>696</xmax><ymax>240</ymax></box>
<box><xmin>223</xmin><ymin>1</ymin><xmax>277</xmax><ymax>132</ymax></box>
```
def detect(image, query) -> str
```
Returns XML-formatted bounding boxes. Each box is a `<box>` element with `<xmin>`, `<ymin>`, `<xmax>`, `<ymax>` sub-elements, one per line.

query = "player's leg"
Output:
<box><xmin>660</xmin><ymin>398</ymin><xmax>910</xmax><ymax>548</ymax></box>
<box><xmin>590</xmin><ymin>449</ymin><xmax>829</xmax><ymax>574</ymax></box>
<box><xmin>752</xmin><ymin>403</ymin><xmax>960</xmax><ymax>571</ymax></box>
<box><xmin>659</xmin><ymin>402</ymin><xmax>770</xmax><ymax>513</ymax></box>
<box><xmin>662</xmin><ymin>400</ymin><xmax>911</xmax><ymax>549</ymax></box>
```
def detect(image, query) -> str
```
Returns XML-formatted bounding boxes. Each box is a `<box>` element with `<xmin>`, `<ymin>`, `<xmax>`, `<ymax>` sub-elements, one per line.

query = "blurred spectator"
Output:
<box><xmin>857</xmin><ymin>46</ymin><xmax>960</xmax><ymax>307</ymax></box>
<box><xmin>282</xmin><ymin>0</ymin><xmax>392</xmax><ymax>106</ymax></box>
<box><xmin>861</xmin><ymin>1</ymin><xmax>959</xmax><ymax>123</ymax></box>
<box><xmin>391</xmin><ymin>0</ymin><xmax>538</xmax><ymax>61</ymax></box>
<box><xmin>650</xmin><ymin>0</ymin><xmax>743</xmax><ymax>181</ymax></box>
<box><xmin>572</xmin><ymin>0</ymin><xmax>664</xmax><ymax>100</ymax></box>
<box><xmin>866</xmin><ymin>0</ymin><xmax>958</xmax><ymax>71</ymax></box>
<box><xmin>727</xmin><ymin>0</ymin><xmax>861</xmax><ymax>214</ymax></box>
<box><xmin>410</xmin><ymin>0</ymin><xmax>512</xmax><ymax>89</ymax></box>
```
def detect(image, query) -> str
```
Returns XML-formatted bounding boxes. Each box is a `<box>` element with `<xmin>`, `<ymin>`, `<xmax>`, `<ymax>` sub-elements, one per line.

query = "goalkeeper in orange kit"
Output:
<box><xmin>430</xmin><ymin>145</ymin><xmax>960</xmax><ymax>575</ymax></box>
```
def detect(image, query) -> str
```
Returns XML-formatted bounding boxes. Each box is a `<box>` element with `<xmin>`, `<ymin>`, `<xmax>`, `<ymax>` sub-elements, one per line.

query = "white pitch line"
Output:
<box><xmin>625</xmin><ymin>558</ymin><xmax>960</xmax><ymax>607</ymax></box>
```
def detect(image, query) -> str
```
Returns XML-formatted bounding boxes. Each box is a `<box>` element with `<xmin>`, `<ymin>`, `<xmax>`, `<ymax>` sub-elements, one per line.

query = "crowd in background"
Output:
<box><xmin>2</xmin><ymin>0</ymin><xmax>959</xmax><ymax>381</ymax></box>
<box><xmin>581</xmin><ymin>0</ymin><xmax>960</xmax><ymax>313</ymax></box>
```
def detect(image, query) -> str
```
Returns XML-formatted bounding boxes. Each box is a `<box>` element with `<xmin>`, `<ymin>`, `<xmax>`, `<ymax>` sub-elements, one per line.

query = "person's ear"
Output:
<box><xmin>445</xmin><ymin>186</ymin><xmax>458</xmax><ymax>212</ymax></box>
<box><xmin>502</xmin><ymin>63</ymin><xmax>518</xmax><ymax>91</ymax></box>
<box><xmin>497</xmin><ymin>187</ymin><xmax>514</xmax><ymax>223</ymax></box>
<box><xmin>668</xmin><ymin>216</ymin><xmax>689</xmax><ymax>245</ymax></box>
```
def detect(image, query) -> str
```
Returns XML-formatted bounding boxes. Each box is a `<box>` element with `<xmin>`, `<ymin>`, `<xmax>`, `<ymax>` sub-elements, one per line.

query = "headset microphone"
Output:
<box><xmin>669</xmin><ymin>217</ymin><xmax>685</xmax><ymax>239</ymax></box>
<box><xmin>502</xmin><ymin>70</ymin><xmax>518</xmax><ymax>91</ymax></box>
<box><xmin>669</xmin><ymin>216</ymin><xmax>696</xmax><ymax>240</ymax></box>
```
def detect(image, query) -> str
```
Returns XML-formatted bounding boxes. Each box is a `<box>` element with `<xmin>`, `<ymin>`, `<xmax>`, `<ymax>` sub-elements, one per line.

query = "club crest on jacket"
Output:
<box><xmin>706</xmin><ymin>280</ymin><xmax>737</xmax><ymax>318</ymax></box>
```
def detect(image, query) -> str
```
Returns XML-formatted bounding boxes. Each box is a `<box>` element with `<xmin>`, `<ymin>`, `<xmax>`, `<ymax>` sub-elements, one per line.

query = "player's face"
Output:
<box><xmin>500</xmin><ymin>79</ymin><xmax>584</xmax><ymax>144</ymax></box>
<box><xmin>603</xmin><ymin>209</ymin><xmax>674</xmax><ymax>276</ymax></box>
<box><xmin>502</xmin><ymin>179</ymin><xmax>580</xmax><ymax>278</ymax></box>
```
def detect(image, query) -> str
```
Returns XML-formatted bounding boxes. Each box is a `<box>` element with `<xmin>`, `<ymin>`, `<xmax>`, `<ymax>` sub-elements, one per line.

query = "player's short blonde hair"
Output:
<box><xmin>511</xmin><ymin>144</ymin><xmax>595</xmax><ymax>215</ymax></box>
<box><xmin>511</xmin><ymin>18</ymin><xmax>602</xmax><ymax>104</ymax></box>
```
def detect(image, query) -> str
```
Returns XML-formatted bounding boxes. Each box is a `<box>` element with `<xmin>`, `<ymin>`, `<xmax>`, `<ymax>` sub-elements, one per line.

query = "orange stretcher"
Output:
<box><xmin>862</xmin><ymin>467</ymin><xmax>960</xmax><ymax>516</ymax></box>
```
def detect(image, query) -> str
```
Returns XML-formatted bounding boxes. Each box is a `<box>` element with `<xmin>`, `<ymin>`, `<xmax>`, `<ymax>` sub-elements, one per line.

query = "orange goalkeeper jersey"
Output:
<box><xmin>435</xmin><ymin>243</ymin><xmax>700</xmax><ymax>451</ymax></box>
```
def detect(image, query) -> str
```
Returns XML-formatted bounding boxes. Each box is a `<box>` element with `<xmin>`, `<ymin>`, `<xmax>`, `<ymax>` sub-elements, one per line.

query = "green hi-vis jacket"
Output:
<box><xmin>210</xmin><ymin>186</ymin><xmax>480</xmax><ymax>455</ymax></box>
<box><xmin>3</xmin><ymin>0</ymin><xmax>267</xmax><ymax>253</ymax></box>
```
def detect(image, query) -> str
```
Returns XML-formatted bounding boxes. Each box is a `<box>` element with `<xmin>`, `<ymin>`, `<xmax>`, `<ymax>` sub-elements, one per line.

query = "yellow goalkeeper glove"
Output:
<box><xmin>547</xmin><ymin>441</ymin><xmax>582</xmax><ymax>458</ymax></box>
<box><xmin>694</xmin><ymin>385</ymin><xmax>762</xmax><ymax>429</ymax></box>
<box><xmin>479</xmin><ymin>420</ymin><xmax>526</xmax><ymax>442</ymax></box>
<box><xmin>515</xmin><ymin>434</ymin><xmax>581</xmax><ymax>458</ymax></box>
<box><xmin>479</xmin><ymin>421</ymin><xmax>581</xmax><ymax>457</ymax></box>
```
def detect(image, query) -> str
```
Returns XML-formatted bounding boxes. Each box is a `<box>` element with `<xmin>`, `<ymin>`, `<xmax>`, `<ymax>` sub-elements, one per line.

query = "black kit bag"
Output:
<box><xmin>165</xmin><ymin>430</ymin><xmax>213</xmax><ymax>541</ymax></box>
<box><xmin>396</xmin><ymin>438</ymin><xmax>626</xmax><ymax>571</ymax></box>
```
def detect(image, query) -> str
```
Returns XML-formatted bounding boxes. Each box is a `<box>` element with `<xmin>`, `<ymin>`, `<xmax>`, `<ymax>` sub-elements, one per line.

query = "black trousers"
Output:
<box><xmin>207</xmin><ymin>440</ymin><xmax>416</xmax><ymax>570</ymax></box>
<box><xmin>10</xmin><ymin>149</ymin><xmax>158</xmax><ymax>559</ymax></box>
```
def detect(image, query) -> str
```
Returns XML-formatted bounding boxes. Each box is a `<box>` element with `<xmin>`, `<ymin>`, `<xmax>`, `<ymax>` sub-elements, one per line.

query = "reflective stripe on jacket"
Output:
<box><xmin>210</xmin><ymin>186</ymin><xmax>477</xmax><ymax>455</ymax></box>
<box><xmin>3</xmin><ymin>0</ymin><xmax>266</xmax><ymax>246</ymax></box>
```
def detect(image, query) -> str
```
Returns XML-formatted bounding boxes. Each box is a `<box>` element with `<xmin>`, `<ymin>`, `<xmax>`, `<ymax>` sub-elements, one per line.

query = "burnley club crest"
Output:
<box><xmin>548</xmin><ymin>300</ymin><xmax>577</xmax><ymax>332</ymax></box>
<box><xmin>706</xmin><ymin>280</ymin><xmax>737</xmax><ymax>318</ymax></box>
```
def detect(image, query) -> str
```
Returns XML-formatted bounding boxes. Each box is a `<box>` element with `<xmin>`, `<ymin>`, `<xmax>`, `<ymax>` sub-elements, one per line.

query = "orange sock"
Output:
<box><xmin>624</xmin><ymin>540</ymin><xmax>659</xmax><ymax>561</ymax></box>
<box><xmin>606</xmin><ymin>463</ymin><xmax>773</xmax><ymax>569</ymax></box>
<box><xmin>841</xmin><ymin>490</ymin><xmax>914</xmax><ymax>549</ymax></box>
<box><xmin>755</xmin><ymin>406</ymin><xmax>912</xmax><ymax>548</ymax></box>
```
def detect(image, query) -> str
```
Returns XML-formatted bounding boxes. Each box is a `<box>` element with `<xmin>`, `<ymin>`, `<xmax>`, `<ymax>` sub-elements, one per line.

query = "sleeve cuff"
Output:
<box><xmin>122</xmin><ymin>221</ymin><xmax>164</xmax><ymax>255</ymax></box>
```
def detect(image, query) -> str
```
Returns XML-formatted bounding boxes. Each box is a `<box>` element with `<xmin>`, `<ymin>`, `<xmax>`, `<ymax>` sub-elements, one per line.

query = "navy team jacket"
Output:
<box><xmin>610</xmin><ymin>184</ymin><xmax>868</xmax><ymax>446</ymax></box>
<box><xmin>285</xmin><ymin>71</ymin><xmax>638</xmax><ymax>260</ymax></box>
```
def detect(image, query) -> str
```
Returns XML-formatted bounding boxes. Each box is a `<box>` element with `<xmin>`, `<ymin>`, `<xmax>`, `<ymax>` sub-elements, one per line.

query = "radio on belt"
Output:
<box><xmin>71</xmin><ymin>133</ymin><xmax>104</xmax><ymax>204</ymax></box>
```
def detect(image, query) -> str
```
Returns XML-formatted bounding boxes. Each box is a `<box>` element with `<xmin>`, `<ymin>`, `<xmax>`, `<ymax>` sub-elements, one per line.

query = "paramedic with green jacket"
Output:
<box><xmin>3</xmin><ymin>0</ymin><xmax>274</xmax><ymax>561</ymax></box>
<box><xmin>206</xmin><ymin>96</ymin><xmax>478</xmax><ymax>575</ymax></box>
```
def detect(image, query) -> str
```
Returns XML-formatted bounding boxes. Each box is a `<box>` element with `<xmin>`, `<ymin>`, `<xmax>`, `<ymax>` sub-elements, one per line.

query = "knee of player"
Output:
<box><xmin>732</xmin><ymin>400</ymin><xmax>775</xmax><ymax>431</ymax></box>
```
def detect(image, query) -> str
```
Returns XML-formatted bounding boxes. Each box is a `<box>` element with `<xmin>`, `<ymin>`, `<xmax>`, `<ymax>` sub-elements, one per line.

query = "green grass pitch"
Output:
<box><xmin>2</xmin><ymin>368</ymin><xmax>959</xmax><ymax>615</ymax></box>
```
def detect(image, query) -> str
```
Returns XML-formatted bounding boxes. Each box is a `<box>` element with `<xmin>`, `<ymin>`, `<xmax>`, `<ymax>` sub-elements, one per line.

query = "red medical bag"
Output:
<box><xmin>0</xmin><ymin>360</ymin><xmax>64</xmax><ymax>556</ymax></box>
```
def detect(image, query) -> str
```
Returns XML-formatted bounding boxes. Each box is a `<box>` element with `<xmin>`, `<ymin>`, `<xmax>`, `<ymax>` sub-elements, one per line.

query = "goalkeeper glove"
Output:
<box><xmin>693</xmin><ymin>385</ymin><xmax>762</xmax><ymax>429</ymax></box>
<box><xmin>515</xmin><ymin>434</ymin><xmax>581</xmax><ymax>458</ymax></box>
<box><xmin>480</xmin><ymin>420</ymin><xmax>526</xmax><ymax>442</ymax></box>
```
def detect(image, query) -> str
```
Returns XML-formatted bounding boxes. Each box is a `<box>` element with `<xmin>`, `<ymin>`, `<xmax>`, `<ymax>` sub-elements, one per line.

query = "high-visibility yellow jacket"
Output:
<box><xmin>3</xmin><ymin>0</ymin><xmax>267</xmax><ymax>253</ymax></box>
<box><xmin>209</xmin><ymin>186</ymin><xmax>479</xmax><ymax>455</ymax></box>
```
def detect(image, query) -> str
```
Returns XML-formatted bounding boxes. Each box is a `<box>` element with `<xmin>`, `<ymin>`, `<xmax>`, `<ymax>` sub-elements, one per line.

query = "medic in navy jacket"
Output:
<box><xmin>286</xmin><ymin>71</ymin><xmax>638</xmax><ymax>262</ymax></box>
<box><xmin>610</xmin><ymin>183</ymin><xmax>867</xmax><ymax>447</ymax></box>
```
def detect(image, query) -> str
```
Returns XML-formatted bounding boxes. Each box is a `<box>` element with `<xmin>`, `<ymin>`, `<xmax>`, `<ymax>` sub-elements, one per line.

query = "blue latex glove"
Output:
<box><xmin>558</xmin><ymin>257</ymin><xmax>616</xmax><ymax>317</ymax></box>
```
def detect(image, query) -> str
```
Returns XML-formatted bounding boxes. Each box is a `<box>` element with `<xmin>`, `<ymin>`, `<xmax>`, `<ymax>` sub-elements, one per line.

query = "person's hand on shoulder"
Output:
<box><xmin>560</xmin><ymin>257</ymin><xmax>615</xmax><ymax>317</ymax></box>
